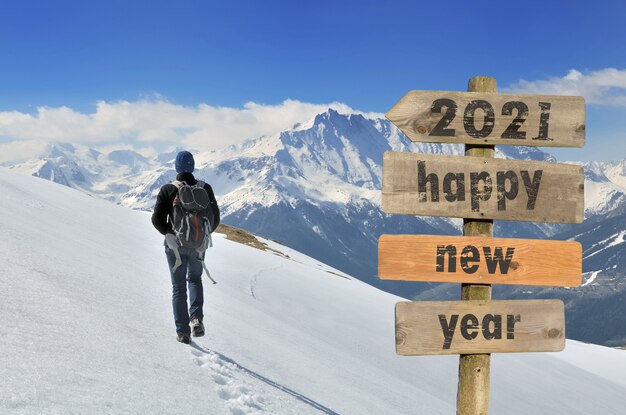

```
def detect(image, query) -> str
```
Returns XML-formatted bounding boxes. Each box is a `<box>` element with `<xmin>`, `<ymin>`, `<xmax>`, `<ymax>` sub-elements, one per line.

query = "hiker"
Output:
<box><xmin>151</xmin><ymin>150</ymin><xmax>220</xmax><ymax>344</ymax></box>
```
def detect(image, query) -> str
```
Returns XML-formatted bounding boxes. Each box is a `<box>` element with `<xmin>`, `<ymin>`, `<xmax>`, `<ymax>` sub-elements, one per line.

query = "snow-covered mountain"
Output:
<box><xmin>2</xmin><ymin>166</ymin><xmax>626</xmax><ymax>415</ymax></box>
<box><xmin>7</xmin><ymin>142</ymin><xmax>155</xmax><ymax>203</ymax></box>
<box><xmin>4</xmin><ymin>109</ymin><xmax>626</xmax><ymax>344</ymax></box>
<box><xmin>1</xmin><ymin>111</ymin><xmax>580</xmax><ymax>284</ymax></box>
<box><xmin>578</xmin><ymin>159</ymin><xmax>626</xmax><ymax>217</ymax></box>
<box><xmin>526</xmin><ymin>209</ymin><xmax>626</xmax><ymax>346</ymax></box>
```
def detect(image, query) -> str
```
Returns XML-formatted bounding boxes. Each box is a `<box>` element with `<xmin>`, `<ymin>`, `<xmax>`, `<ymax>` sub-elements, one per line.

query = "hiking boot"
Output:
<box><xmin>191</xmin><ymin>317</ymin><xmax>205</xmax><ymax>337</ymax></box>
<box><xmin>176</xmin><ymin>332</ymin><xmax>191</xmax><ymax>344</ymax></box>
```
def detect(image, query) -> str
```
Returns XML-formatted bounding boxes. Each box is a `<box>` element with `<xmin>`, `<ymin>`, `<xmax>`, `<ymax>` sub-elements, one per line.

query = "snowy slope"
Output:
<box><xmin>1</xmin><ymin>167</ymin><xmax>626</xmax><ymax>414</ymax></box>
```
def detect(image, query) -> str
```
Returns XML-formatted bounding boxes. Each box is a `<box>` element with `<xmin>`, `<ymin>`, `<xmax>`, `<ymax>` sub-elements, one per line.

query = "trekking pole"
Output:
<box><xmin>201</xmin><ymin>261</ymin><xmax>217</xmax><ymax>284</ymax></box>
<box><xmin>198</xmin><ymin>228</ymin><xmax>216</xmax><ymax>284</ymax></box>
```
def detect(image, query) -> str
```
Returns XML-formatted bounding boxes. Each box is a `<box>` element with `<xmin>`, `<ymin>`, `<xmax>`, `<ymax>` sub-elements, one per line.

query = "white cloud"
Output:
<box><xmin>505</xmin><ymin>68</ymin><xmax>626</xmax><ymax>106</ymax></box>
<box><xmin>0</xmin><ymin>99</ymin><xmax>362</xmax><ymax>154</ymax></box>
<box><xmin>0</xmin><ymin>140</ymin><xmax>51</xmax><ymax>164</ymax></box>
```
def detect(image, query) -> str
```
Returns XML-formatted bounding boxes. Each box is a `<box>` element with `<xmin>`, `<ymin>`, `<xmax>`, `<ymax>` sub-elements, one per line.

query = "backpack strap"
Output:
<box><xmin>171</xmin><ymin>180</ymin><xmax>184</xmax><ymax>207</ymax></box>
<box><xmin>173</xmin><ymin>180</ymin><xmax>203</xmax><ymax>188</ymax></box>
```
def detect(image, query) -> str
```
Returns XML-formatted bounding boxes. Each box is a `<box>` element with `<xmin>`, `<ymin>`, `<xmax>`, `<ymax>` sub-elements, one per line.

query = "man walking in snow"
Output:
<box><xmin>151</xmin><ymin>151</ymin><xmax>220</xmax><ymax>344</ymax></box>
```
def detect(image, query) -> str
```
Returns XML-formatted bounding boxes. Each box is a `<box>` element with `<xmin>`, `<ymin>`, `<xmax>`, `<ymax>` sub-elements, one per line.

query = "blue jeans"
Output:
<box><xmin>165</xmin><ymin>245</ymin><xmax>204</xmax><ymax>334</ymax></box>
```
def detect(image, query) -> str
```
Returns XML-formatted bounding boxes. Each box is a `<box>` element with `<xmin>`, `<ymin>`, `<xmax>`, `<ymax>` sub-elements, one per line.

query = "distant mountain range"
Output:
<box><xmin>4</xmin><ymin>109</ymin><xmax>626</xmax><ymax>346</ymax></box>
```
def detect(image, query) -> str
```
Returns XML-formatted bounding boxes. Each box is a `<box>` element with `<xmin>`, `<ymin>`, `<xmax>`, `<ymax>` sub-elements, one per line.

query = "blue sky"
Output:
<box><xmin>1</xmin><ymin>0</ymin><xmax>625</xmax><ymax>162</ymax></box>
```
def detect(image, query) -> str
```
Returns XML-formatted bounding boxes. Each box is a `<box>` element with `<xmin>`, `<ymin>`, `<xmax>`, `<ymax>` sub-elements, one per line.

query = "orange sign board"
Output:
<box><xmin>379</xmin><ymin>234</ymin><xmax>582</xmax><ymax>287</ymax></box>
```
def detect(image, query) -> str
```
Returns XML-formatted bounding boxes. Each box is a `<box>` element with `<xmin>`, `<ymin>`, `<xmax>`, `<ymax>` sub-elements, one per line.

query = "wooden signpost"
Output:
<box><xmin>379</xmin><ymin>235</ymin><xmax>582</xmax><ymax>286</ymax></box>
<box><xmin>395</xmin><ymin>300</ymin><xmax>565</xmax><ymax>355</ymax></box>
<box><xmin>382</xmin><ymin>152</ymin><xmax>584</xmax><ymax>223</ymax></box>
<box><xmin>379</xmin><ymin>76</ymin><xmax>586</xmax><ymax>414</ymax></box>
<box><xmin>386</xmin><ymin>90</ymin><xmax>585</xmax><ymax>147</ymax></box>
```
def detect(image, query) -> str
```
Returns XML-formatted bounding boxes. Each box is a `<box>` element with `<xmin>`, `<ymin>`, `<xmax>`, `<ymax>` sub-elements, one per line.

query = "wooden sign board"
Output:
<box><xmin>386</xmin><ymin>90</ymin><xmax>585</xmax><ymax>147</ymax></box>
<box><xmin>379</xmin><ymin>234</ymin><xmax>582</xmax><ymax>287</ymax></box>
<box><xmin>395</xmin><ymin>300</ymin><xmax>565</xmax><ymax>356</ymax></box>
<box><xmin>382</xmin><ymin>152</ymin><xmax>584</xmax><ymax>224</ymax></box>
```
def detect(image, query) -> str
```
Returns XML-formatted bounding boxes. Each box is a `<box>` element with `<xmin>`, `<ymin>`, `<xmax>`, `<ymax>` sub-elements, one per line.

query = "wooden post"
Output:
<box><xmin>457</xmin><ymin>76</ymin><xmax>497</xmax><ymax>415</ymax></box>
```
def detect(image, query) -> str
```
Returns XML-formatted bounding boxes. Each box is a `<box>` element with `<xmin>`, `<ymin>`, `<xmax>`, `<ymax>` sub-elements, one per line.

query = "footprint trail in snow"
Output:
<box><xmin>190</xmin><ymin>343</ymin><xmax>339</xmax><ymax>415</ymax></box>
<box><xmin>191</xmin><ymin>345</ymin><xmax>265</xmax><ymax>414</ymax></box>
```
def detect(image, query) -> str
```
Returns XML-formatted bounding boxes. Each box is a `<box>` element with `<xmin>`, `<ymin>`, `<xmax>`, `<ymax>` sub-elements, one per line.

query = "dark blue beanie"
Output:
<box><xmin>175</xmin><ymin>151</ymin><xmax>195</xmax><ymax>173</ymax></box>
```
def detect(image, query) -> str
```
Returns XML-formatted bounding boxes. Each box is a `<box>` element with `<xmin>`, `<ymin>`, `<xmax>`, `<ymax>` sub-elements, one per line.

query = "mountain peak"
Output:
<box><xmin>311</xmin><ymin>108</ymin><xmax>368</xmax><ymax>128</ymax></box>
<box><xmin>44</xmin><ymin>142</ymin><xmax>101</xmax><ymax>161</ymax></box>
<box><xmin>107</xmin><ymin>149</ymin><xmax>148</xmax><ymax>165</ymax></box>
<box><xmin>50</xmin><ymin>142</ymin><xmax>76</xmax><ymax>152</ymax></box>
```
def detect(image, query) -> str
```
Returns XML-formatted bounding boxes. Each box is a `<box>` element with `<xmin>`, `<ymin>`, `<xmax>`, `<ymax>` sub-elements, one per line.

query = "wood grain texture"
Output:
<box><xmin>386</xmin><ymin>90</ymin><xmax>585</xmax><ymax>147</ymax></box>
<box><xmin>459</xmin><ymin>76</ymin><xmax>495</xmax><ymax>415</ymax></box>
<box><xmin>378</xmin><ymin>234</ymin><xmax>582</xmax><ymax>287</ymax></box>
<box><xmin>395</xmin><ymin>300</ymin><xmax>565</xmax><ymax>356</ymax></box>
<box><xmin>382</xmin><ymin>152</ymin><xmax>584</xmax><ymax>223</ymax></box>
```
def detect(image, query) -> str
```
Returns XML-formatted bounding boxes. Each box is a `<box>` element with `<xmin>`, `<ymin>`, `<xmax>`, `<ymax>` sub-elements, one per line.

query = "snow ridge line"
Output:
<box><xmin>190</xmin><ymin>343</ymin><xmax>339</xmax><ymax>415</ymax></box>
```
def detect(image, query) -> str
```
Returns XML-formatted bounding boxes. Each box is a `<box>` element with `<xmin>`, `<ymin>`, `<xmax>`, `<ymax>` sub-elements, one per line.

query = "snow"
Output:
<box><xmin>606</xmin><ymin>230</ymin><xmax>626</xmax><ymax>248</ymax></box>
<box><xmin>583</xmin><ymin>178</ymin><xmax>626</xmax><ymax>216</ymax></box>
<box><xmin>1</xmin><ymin>167</ymin><xmax>626</xmax><ymax>414</ymax></box>
<box><xmin>584</xmin><ymin>230</ymin><xmax>626</xmax><ymax>259</ymax></box>
<box><xmin>554</xmin><ymin>341</ymin><xmax>626</xmax><ymax>389</ymax></box>
<box><xmin>581</xmin><ymin>270</ymin><xmax>601</xmax><ymax>287</ymax></box>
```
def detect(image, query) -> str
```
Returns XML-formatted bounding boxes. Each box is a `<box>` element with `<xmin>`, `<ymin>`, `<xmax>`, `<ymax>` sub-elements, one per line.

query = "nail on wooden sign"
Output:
<box><xmin>386</xmin><ymin>91</ymin><xmax>585</xmax><ymax>147</ymax></box>
<box><xmin>378</xmin><ymin>234</ymin><xmax>582</xmax><ymax>287</ymax></box>
<box><xmin>395</xmin><ymin>300</ymin><xmax>565</xmax><ymax>356</ymax></box>
<box><xmin>382</xmin><ymin>152</ymin><xmax>584</xmax><ymax>224</ymax></box>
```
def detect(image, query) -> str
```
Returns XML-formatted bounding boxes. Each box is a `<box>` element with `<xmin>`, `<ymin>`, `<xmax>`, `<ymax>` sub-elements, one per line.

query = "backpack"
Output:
<box><xmin>170</xmin><ymin>180</ymin><xmax>214</xmax><ymax>251</ymax></box>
